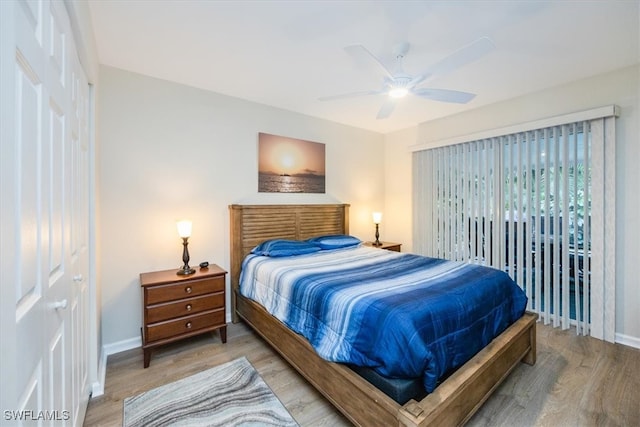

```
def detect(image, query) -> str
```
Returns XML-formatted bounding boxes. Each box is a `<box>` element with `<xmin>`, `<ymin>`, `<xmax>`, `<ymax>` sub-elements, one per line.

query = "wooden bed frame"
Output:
<box><xmin>229</xmin><ymin>204</ymin><xmax>537</xmax><ymax>426</ymax></box>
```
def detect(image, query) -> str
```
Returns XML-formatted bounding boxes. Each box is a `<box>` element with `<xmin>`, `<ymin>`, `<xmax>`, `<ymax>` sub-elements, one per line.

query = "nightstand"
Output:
<box><xmin>140</xmin><ymin>264</ymin><xmax>227</xmax><ymax>368</ymax></box>
<box><xmin>363</xmin><ymin>241</ymin><xmax>402</xmax><ymax>252</ymax></box>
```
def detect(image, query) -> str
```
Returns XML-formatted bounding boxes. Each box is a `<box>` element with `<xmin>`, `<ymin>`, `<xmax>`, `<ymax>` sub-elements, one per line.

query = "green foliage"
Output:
<box><xmin>503</xmin><ymin>148</ymin><xmax>590</xmax><ymax>247</ymax></box>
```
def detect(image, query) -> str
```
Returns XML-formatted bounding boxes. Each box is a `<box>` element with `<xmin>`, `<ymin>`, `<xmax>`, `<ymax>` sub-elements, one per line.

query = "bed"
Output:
<box><xmin>229</xmin><ymin>204</ymin><xmax>537</xmax><ymax>427</ymax></box>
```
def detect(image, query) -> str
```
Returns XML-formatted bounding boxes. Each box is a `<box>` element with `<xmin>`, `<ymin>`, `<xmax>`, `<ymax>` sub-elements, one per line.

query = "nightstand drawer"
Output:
<box><xmin>145</xmin><ymin>276</ymin><xmax>224</xmax><ymax>305</ymax></box>
<box><xmin>146</xmin><ymin>309</ymin><xmax>225</xmax><ymax>342</ymax></box>
<box><xmin>146</xmin><ymin>293</ymin><xmax>224</xmax><ymax>324</ymax></box>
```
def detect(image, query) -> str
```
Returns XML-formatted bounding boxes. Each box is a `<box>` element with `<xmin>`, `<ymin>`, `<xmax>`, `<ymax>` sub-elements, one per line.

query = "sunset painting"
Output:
<box><xmin>258</xmin><ymin>132</ymin><xmax>326</xmax><ymax>193</ymax></box>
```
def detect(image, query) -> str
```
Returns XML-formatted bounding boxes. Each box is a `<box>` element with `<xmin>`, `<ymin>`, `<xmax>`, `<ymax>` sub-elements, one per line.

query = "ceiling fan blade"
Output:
<box><xmin>413</xmin><ymin>88</ymin><xmax>476</xmax><ymax>104</ymax></box>
<box><xmin>419</xmin><ymin>36</ymin><xmax>495</xmax><ymax>81</ymax></box>
<box><xmin>318</xmin><ymin>89</ymin><xmax>384</xmax><ymax>101</ymax></box>
<box><xmin>344</xmin><ymin>44</ymin><xmax>394</xmax><ymax>79</ymax></box>
<box><xmin>376</xmin><ymin>99</ymin><xmax>397</xmax><ymax>119</ymax></box>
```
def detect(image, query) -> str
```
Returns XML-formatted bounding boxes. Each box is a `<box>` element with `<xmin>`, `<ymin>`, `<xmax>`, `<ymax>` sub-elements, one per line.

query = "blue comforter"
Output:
<box><xmin>239</xmin><ymin>246</ymin><xmax>527</xmax><ymax>392</ymax></box>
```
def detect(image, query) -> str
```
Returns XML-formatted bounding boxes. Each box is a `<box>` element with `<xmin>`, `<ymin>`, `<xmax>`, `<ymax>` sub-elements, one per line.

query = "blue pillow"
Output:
<box><xmin>307</xmin><ymin>234</ymin><xmax>362</xmax><ymax>250</ymax></box>
<box><xmin>250</xmin><ymin>239</ymin><xmax>321</xmax><ymax>257</ymax></box>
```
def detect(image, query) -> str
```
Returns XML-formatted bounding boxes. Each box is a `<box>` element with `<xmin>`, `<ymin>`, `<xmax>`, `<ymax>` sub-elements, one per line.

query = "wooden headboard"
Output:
<box><xmin>228</xmin><ymin>204</ymin><xmax>350</xmax><ymax>321</ymax></box>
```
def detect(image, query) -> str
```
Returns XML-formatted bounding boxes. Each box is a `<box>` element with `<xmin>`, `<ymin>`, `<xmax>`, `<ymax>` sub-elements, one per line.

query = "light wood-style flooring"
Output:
<box><xmin>84</xmin><ymin>321</ymin><xmax>640</xmax><ymax>426</ymax></box>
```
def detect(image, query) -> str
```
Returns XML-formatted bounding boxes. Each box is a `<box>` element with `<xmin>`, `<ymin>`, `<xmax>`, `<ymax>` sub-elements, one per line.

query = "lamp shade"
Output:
<box><xmin>372</xmin><ymin>212</ymin><xmax>382</xmax><ymax>224</ymax></box>
<box><xmin>176</xmin><ymin>220</ymin><xmax>192</xmax><ymax>238</ymax></box>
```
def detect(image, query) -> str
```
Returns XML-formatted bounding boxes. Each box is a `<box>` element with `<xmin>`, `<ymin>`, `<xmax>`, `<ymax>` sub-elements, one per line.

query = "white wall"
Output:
<box><xmin>98</xmin><ymin>63</ymin><xmax>639</xmax><ymax>349</ymax></box>
<box><xmin>98</xmin><ymin>66</ymin><xmax>384</xmax><ymax>346</ymax></box>
<box><xmin>384</xmin><ymin>65</ymin><xmax>640</xmax><ymax>345</ymax></box>
<box><xmin>382</xmin><ymin>127</ymin><xmax>417</xmax><ymax>253</ymax></box>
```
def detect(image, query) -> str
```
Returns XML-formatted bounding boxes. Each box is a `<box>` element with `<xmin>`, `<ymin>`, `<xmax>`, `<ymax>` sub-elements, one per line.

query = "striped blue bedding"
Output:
<box><xmin>239</xmin><ymin>245</ymin><xmax>527</xmax><ymax>392</ymax></box>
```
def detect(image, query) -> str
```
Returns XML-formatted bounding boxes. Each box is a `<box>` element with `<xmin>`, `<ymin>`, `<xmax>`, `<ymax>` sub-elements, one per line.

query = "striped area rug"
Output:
<box><xmin>123</xmin><ymin>357</ymin><xmax>299</xmax><ymax>426</ymax></box>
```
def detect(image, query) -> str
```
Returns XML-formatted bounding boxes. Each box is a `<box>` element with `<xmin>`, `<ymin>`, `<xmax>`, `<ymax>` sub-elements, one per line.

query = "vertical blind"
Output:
<box><xmin>412</xmin><ymin>107</ymin><xmax>617</xmax><ymax>341</ymax></box>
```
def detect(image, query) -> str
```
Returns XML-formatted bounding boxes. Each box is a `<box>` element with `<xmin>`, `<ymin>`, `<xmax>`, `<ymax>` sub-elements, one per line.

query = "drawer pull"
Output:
<box><xmin>186</xmin><ymin>304</ymin><xmax>192</xmax><ymax>312</ymax></box>
<box><xmin>185</xmin><ymin>286</ymin><xmax>192</xmax><ymax>294</ymax></box>
<box><xmin>186</xmin><ymin>321</ymin><xmax>192</xmax><ymax>329</ymax></box>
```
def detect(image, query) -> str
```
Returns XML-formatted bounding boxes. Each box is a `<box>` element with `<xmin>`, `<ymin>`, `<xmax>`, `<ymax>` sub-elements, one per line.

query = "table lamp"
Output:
<box><xmin>176</xmin><ymin>220</ymin><xmax>196</xmax><ymax>275</ymax></box>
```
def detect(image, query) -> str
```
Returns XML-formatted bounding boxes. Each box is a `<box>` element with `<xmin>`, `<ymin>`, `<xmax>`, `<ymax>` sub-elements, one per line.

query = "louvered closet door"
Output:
<box><xmin>0</xmin><ymin>1</ymin><xmax>90</xmax><ymax>425</ymax></box>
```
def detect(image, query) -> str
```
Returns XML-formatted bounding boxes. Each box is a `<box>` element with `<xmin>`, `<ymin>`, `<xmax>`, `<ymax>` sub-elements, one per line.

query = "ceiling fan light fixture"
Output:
<box><xmin>389</xmin><ymin>87</ymin><xmax>408</xmax><ymax>98</ymax></box>
<box><xmin>321</xmin><ymin>37</ymin><xmax>492</xmax><ymax>118</ymax></box>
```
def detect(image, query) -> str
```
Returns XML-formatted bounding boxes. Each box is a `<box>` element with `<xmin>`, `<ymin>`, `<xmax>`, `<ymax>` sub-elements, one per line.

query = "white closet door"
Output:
<box><xmin>1</xmin><ymin>0</ymin><xmax>90</xmax><ymax>425</ymax></box>
<box><xmin>68</xmin><ymin>38</ymin><xmax>91</xmax><ymax>426</ymax></box>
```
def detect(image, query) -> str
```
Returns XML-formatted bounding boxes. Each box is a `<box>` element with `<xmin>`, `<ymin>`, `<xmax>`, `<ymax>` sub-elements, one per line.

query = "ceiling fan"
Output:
<box><xmin>319</xmin><ymin>37</ymin><xmax>495</xmax><ymax>119</ymax></box>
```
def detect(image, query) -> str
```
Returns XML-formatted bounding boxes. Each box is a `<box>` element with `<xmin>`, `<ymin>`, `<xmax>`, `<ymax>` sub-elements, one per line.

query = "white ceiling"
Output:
<box><xmin>87</xmin><ymin>1</ymin><xmax>639</xmax><ymax>134</ymax></box>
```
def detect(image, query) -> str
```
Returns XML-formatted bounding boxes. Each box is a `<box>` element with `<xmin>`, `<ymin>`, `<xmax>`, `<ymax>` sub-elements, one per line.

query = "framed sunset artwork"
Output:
<box><xmin>258</xmin><ymin>132</ymin><xmax>326</xmax><ymax>193</ymax></box>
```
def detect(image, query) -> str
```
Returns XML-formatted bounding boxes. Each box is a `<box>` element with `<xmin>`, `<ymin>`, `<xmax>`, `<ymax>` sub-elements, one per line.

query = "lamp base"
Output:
<box><xmin>177</xmin><ymin>237</ymin><xmax>195</xmax><ymax>275</ymax></box>
<box><xmin>373</xmin><ymin>223</ymin><xmax>381</xmax><ymax>247</ymax></box>
<box><xmin>177</xmin><ymin>267</ymin><xmax>196</xmax><ymax>276</ymax></box>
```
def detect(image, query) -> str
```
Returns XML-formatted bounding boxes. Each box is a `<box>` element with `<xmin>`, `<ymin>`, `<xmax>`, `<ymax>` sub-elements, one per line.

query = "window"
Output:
<box><xmin>413</xmin><ymin>107</ymin><xmax>617</xmax><ymax>341</ymax></box>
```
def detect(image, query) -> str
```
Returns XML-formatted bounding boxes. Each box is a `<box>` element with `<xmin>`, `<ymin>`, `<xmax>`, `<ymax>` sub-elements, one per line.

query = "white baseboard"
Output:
<box><xmin>89</xmin><ymin>315</ymin><xmax>234</xmax><ymax>398</ymax></box>
<box><xmin>90</xmin><ymin>336</ymin><xmax>142</xmax><ymax>398</ymax></box>
<box><xmin>103</xmin><ymin>336</ymin><xmax>142</xmax><ymax>355</ymax></box>
<box><xmin>90</xmin><ymin>350</ymin><xmax>107</xmax><ymax>397</ymax></box>
<box><xmin>616</xmin><ymin>332</ymin><xmax>640</xmax><ymax>350</ymax></box>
